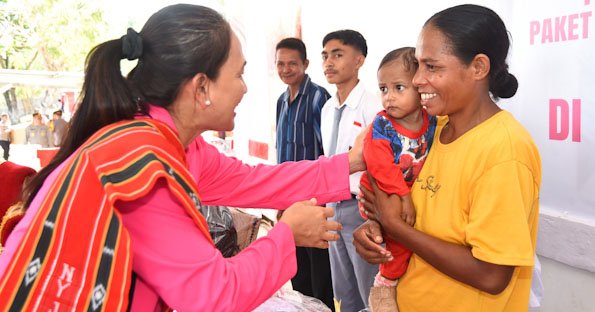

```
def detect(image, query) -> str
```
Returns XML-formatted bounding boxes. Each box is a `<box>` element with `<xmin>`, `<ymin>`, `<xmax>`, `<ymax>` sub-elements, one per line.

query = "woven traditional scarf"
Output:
<box><xmin>0</xmin><ymin>119</ymin><xmax>212</xmax><ymax>311</ymax></box>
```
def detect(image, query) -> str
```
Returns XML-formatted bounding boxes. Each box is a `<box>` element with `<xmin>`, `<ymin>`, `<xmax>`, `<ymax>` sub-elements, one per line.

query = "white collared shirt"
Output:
<box><xmin>321</xmin><ymin>81</ymin><xmax>382</xmax><ymax>194</ymax></box>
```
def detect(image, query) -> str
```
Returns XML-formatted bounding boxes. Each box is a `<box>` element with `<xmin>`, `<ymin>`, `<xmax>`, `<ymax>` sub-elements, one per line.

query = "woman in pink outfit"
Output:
<box><xmin>0</xmin><ymin>4</ymin><xmax>364</xmax><ymax>311</ymax></box>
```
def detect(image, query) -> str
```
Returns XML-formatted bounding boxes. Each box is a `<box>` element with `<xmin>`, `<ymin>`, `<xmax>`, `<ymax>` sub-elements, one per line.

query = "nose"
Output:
<box><xmin>387</xmin><ymin>89</ymin><xmax>397</xmax><ymax>100</ymax></box>
<box><xmin>412</xmin><ymin>69</ymin><xmax>424</xmax><ymax>88</ymax></box>
<box><xmin>242</xmin><ymin>80</ymin><xmax>248</xmax><ymax>94</ymax></box>
<box><xmin>382</xmin><ymin>89</ymin><xmax>396</xmax><ymax>103</ymax></box>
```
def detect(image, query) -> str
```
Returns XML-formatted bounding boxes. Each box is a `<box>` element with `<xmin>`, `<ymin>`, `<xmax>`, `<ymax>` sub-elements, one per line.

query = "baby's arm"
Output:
<box><xmin>364</xmin><ymin>115</ymin><xmax>412</xmax><ymax>224</ymax></box>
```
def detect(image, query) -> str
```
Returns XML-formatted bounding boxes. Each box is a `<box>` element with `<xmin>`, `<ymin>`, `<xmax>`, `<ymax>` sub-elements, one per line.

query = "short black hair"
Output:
<box><xmin>276</xmin><ymin>37</ymin><xmax>307</xmax><ymax>62</ymax></box>
<box><xmin>322</xmin><ymin>29</ymin><xmax>367</xmax><ymax>57</ymax></box>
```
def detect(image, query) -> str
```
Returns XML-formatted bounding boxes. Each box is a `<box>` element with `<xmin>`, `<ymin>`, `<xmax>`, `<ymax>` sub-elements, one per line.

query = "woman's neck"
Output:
<box><xmin>167</xmin><ymin>106</ymin><xmax>204</xmax><ymax>148</ymax></box>
<box><xmin>442</xmin><ymin>98</ymin><xmax>500</xmax><ymax>144</ymax></box>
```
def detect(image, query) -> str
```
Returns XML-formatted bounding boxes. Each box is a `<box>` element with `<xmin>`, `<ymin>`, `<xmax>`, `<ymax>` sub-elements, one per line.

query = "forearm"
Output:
<box><xmin>383</xmin><ymin>218</ymin><xmax>513</xmax><ymax>294</ymax></box>
<box><xmin>348</xmin><ymin>150</ymin><xmax>365</xmax><ymax>174</ymax></box>
<box><xmin>200</xmin><ymin>153</ymin><xmax>351</xmax><ymax>208</ymax></box>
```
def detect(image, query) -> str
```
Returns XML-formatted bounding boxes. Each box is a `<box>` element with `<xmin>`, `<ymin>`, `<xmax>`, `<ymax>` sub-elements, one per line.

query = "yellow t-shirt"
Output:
<box><xmin>398</xmin><ymin>111</ymin><xmax>541</xmax><ymax>312</ymax></box>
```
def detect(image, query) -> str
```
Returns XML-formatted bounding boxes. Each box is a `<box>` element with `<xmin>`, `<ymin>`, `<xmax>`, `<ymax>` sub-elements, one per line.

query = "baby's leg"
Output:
<box><xmin>369</xmin><ymin>236</ymin><xmax>412</xmax><ymax>312</ymax></box>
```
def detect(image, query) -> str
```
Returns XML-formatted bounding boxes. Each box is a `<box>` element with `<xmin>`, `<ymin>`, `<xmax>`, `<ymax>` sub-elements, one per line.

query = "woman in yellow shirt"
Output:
<box><xmin>354</xmin><ymin>4</ymin><xmax>541</xmax><ymax>311</ymax></box>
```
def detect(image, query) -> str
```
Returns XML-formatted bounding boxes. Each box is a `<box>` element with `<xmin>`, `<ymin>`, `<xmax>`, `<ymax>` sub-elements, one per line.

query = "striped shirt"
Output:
<box><xmin>276</xmin><ymin>74</ymin><xmax>331</xmax><ymax>163</ymax></box>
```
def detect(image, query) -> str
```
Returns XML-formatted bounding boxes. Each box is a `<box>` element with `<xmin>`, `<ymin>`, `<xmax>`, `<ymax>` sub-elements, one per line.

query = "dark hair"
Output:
<box><xmin>276</xmin><ymin>37</ymin><xmax>307</xmax><ymax>62</ymax></box>
<box><xmin>53</xmin><ymin>110</ymin><xmax>63</xmax><ymax>117</ymax></box>
<box><xmin>24</xmin><ymin>4</ymin><xmax>232</xmax><ymax>207</ymax></box>
<box><xmin>322</xmin><ymin>29</ymin><xmax>368</xmax><ymax>57</ymax></box>
<box><xmin>425</xmin><ymin>4</ymin><xmax>518</xmax><ymax>99</ymax></box>
<box><xmin>378</xmin><ymin>47</ymin><xmax>417</xmax><ymax>73</ymax></box>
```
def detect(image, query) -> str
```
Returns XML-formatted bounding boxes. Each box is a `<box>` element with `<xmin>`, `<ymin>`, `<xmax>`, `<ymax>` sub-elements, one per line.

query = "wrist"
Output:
<box><xmin>348</xmin><ymin>149</ymin><xmax>365</xmax><ymax>174</ymax></box>
<box><xmin>380</xmin><ymin>214</ymin><xmax>404</xmax><ymax>240</ymax></box>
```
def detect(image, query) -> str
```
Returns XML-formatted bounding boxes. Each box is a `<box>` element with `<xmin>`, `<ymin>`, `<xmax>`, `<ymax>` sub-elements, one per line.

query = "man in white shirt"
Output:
<box><xmin>320</xmin><ymin>29</ymin><xmax>382</xmax><ymax>312</ymax></box>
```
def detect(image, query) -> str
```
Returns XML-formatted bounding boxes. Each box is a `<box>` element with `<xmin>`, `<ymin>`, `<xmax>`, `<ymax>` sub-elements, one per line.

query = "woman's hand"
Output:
<box><xmin>353</xmin><ymin>220</ymin><xmax>393</xmax><ymax>264</ymax></box>
<box><xmin>280</xmin><ymin>198</ymin><xmax>342</xmax><ymax>249</ymax></box>
<box><xmin>348</xmin><ymin>126</ymin><xmax>370</xmax><ymax>174</ymax></box>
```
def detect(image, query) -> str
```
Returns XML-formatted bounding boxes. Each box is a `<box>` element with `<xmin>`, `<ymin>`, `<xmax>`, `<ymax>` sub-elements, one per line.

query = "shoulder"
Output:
<box><xmin>305</xmin><ymin>80</ymin><xmax>331</xmax><ymax>103</ymax></box>
<box><xmin>484</xmin><ymin>111</ymin><xmax>534</xmax><ymax>148</ymax></box>
<box><xmin>277</xmin><ymin>89</ymin><xmax>288</xmax><ymax>103</ymax></box>
<box><xmin>372</xmin><ymin>113</ymin><xmax>393</xmax><ymax>128</ymax></box>
<box><xmin>359</xmin><ymin>87</ymin><xmax>381</xmax><ymax>107</ymax></box>
<box><xmin>475</xmin><ymin>111</ymin><xmax>541</xmax><ymax>175</ymax></box>
<box><xmin>308</xmin><ymin>80</ymin><xmax>330</xmax><ymax>94</ymax></box>
<box><xmin>82</xmin><ymin>119</ymin><xmax>187</xmax><ymax>173</ymax></box>
<box><xmin>494</xmin><ymin>111</ymin><xmax>538</xmax><ymax>155</ymax></box>
<box><xmin>92</xmin><ymin>119</ymin><xmax>182</xmax><ymax>152</ymax></box>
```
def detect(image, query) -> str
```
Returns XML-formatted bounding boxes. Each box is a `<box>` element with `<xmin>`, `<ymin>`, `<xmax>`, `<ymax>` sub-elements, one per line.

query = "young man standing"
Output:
<box><xmin>321</xmin><ymin>30</ymin><xmax>382</xmax><ymax>312</ymax></box>
<box><xmin>274</xmin><ymin>37</ymin><xmax>334</xmax><ymax>310</ymax></box>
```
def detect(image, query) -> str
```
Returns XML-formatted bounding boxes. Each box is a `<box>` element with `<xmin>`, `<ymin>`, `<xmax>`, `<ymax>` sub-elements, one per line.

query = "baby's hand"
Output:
<box><xmin>400</xmin><ymin>194</ymin><xmax>416</xmax><ymax>226</ymax></box>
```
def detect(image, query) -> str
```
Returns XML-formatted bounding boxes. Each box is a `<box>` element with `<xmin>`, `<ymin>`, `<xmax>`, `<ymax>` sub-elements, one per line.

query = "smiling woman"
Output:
<box><xmin>354</xmin><ymin>4</ymin><xmax>541</xmax><ymax>312</ymax></box>
<box><xmin>0</xmin><ymin>4</ymin><xmax>367</xmax><ymax>311</ymax></box>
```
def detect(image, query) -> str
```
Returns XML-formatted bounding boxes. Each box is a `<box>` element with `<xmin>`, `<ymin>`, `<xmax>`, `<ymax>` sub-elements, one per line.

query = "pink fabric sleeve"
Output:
<box><xmin>118</xmin><ymin>180</ymin><xmax>297</xmax><ymax>312</ymax></box>
<box><xmin>188</xmin><ymin>136</ymin><xmax>351</xmax><ymax>208</ymax></box>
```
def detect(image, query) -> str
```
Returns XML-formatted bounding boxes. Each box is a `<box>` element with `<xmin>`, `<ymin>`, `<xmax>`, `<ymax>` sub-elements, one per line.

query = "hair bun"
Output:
<box><xmin>121</xmin><ymin>28</ymin><xmax>143</xmax><ymax>61</ymax></box>
<box><xmin>491</xmin><ymin>70</ymin><xmax>518</xmax><ymax>99</ymax></box>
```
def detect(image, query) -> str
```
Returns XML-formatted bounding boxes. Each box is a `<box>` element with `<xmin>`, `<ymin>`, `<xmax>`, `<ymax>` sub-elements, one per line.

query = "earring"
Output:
<box><xmin>205</xmin><ymin>99</ymin><xmax>212</xmax><ymax>106</ymax></box>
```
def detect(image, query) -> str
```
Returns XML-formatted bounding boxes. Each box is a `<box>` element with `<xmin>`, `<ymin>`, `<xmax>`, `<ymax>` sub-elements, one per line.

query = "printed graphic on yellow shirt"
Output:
<box><xmin>416</xmin><ymin>175</ymin><xmax>441</xmax><ymax>197</ymax></box>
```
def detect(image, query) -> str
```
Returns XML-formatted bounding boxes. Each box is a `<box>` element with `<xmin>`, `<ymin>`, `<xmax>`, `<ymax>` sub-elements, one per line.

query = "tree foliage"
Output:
<box><xmin>1</xmin><ymin>0</ymin><xmax>106</xmax><ymax>72</ymax></box>
<box><xmin>1</xmin><ymin>0</ymin><xmax>107</xmax><ymax>117</ymax></box>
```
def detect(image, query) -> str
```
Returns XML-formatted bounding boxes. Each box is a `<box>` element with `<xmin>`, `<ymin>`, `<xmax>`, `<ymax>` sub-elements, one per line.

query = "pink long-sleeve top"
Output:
<box><xmin>1</xmin><ymin>105</ymin><xmax>351</xmax><ymax>311</ymax></box>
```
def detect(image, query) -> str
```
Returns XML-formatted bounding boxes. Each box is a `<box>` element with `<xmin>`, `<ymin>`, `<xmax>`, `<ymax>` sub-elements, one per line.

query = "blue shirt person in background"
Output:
<box><xmin>274</xmin><ymin>37</ymin><xmax>334</xmax><ymax>311</ymax></box>
<box><xmin>276</xmin><ymin>38</ymin><xmax>330</xmax><ymax>164</ymax></box>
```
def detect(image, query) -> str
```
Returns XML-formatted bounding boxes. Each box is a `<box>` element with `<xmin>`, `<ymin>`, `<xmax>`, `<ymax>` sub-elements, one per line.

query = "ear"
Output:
<box><xmin>471</xmin><ymin>54</ymin><xmax>490</xmax><ymax>81</ymax></box>
<box><xmin>355</xmin><ymin>55</ymin><xmax>365</xmax><ymax>69</ymax></box>
<box><xmin>191</xmin><ymin>73</ymin><xmax>211</xmax><ymax>108</ymax></box>
<box><xmin>303</xmin><ymin>59</ymin><xmax>309</xmax><ymax>71</ymax></box>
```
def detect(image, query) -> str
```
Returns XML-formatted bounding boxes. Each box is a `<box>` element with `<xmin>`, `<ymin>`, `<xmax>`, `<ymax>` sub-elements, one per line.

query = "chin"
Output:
<box><xmin>387</xmin><ymin>113</ymin><xmax>402</xmax><ymax>120</ymax></box>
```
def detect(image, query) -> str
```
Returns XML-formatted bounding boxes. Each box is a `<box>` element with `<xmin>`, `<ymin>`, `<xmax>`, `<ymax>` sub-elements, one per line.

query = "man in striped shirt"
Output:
<box><xmin>275</xmin><ymin>37</ymin><xmax>334</xmax><ymax>311</ymax></box>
